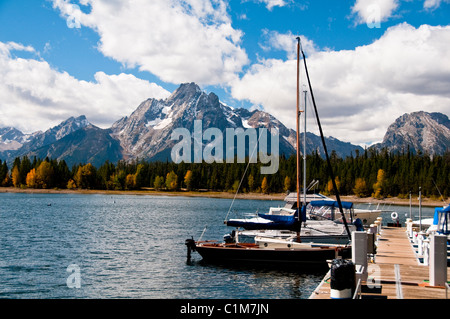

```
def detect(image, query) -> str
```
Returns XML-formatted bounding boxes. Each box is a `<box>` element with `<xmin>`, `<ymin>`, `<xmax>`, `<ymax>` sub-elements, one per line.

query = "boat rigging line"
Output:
<box><xmin>299</xmin><ymin>37</ymin><xmax>352</xmax><ymax>240</ymax></box>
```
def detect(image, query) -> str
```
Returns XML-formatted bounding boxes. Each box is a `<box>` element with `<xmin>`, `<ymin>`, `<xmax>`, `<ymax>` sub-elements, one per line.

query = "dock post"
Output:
<box><xmin>417</xmin><ymin>232</ymin><xmax>425</xmax><ymax>256</ymax></box>
<box><xmin>352</xmin><ymin>231</ymin><xmax>368</xmax><ymax>282</ymax></box>
<box><xmin>376</xmin><ymin>217</ymin><xmax>382</xmax><ymax>234</ymax></box>
<box><xmin>429</xmin><ymin>234</ymin><xmax>447</xmax><ymax>287</ymax></box>
<box><xmin>423</xmin><ymin>238</ymin><xmax>429</xmax><ymax>266</ymax></box>
<box><xmin>406</xmin><ymin>218</ymin><xmax>413</xmax><ymax>238</ymax></box>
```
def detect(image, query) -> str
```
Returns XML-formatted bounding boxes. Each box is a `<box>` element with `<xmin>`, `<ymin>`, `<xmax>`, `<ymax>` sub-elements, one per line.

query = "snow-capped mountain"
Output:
<box><xmin>1</xmin><ymin>115</ymin><xmax>122</xmax><ymax>167</ymax></box>
<box><xmin>110</xmin><ymin>82</ymin><xmax>299</xmax><ymax>161</ymax></box>
<box><xmin>1</xmin><ymin>83</ymin><xmax>398</xmax><ymax>167</ymax></box>
<box><xmin>111</xmin><ymin>82</ymin><xmax>364</xmax><ymax>162</ymax></box>
<box><xmin>16</xmin><ymin>115</ymin><xmax>91</xmax><ymax>155</ymax></box>
<box><xmin>0</xmin><ymin>127</ymin><xmax>36</xmax><ymax>152</ymax></box>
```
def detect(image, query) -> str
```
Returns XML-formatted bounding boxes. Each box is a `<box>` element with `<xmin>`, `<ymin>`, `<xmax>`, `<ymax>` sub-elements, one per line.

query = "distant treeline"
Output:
<box><xmin>0</xmin><ymin>148</ymin><xmax>449</xmax><ymax>198</ymax></box>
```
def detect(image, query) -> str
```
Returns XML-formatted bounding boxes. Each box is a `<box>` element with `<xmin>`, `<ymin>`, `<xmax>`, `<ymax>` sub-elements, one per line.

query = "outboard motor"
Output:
<box><xmin>223</xmin><ymin>234</ymin><xmax>234</xmax><ymax>243</ymax></box>
<box><xmin>185</xmin><ymin>237</ymin><xmax>196</xmax><ymax>261</ymax></box>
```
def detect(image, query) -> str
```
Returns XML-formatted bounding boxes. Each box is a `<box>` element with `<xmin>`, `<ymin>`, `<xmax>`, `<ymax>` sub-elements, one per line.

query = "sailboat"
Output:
<box><xmin>222</xmin><ymin>64</ymin><xmax>362</xmax><ymax>245</ymax></box>
<box><xmin>186</xmin><ymin>37</ymin><xmax>352</xmax><ymax>267</ymax></box>
<box><xmin>228</xmin><ymin>198</ymin><xmax>360</xmax><ymax>245</ymax></box>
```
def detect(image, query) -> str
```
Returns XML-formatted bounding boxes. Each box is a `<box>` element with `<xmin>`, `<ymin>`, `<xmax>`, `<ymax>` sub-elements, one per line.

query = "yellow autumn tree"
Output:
<box><xmin>184</xmin><ymin>170</ymin><xmax>194</xmax><ymax>191</ymax></box>
<box><xmin>67</xmin><ymin>179</ymin><xmax>77</xmax><ymax>189</ymax></box>
<box><xmin>353</xmin><ymin>178</ymin><xmax>368</xmax><ymax>197</ymax></box>
<box><xmin>36</xmin><ymin>161</ymin><xmax>54</xmax><ymax>189</ymax></box>
<box><xmin>125</xmin><ymin>173</ymin><xmax>136</xmax><ymax>190</ymax></box>
<box><xmin>11</xmin><ymin>166</ymin><xmax>20</xmax><ymax>187</ymax></box>
<box><xmin>372</xmin><ymin>169</ymin><xmax>386</xmax><ymax>199</ymax></box>
<box><xmin>26</xmin><ymin>168</ymin><xmax>37</xmax><ymax>188</ymax></box>
<box><xmin>326</xmin><ymin>177</ymin><xmax>341</xmax><ymax>195</ymax></box>
<box><xmin>166</xmin><ymin>171</ymin><xmax>178</xmax><ymax>191</ymax></box>
<box><xmin>284</xmin><ymin>176</ymin><xmax>291</xmax><ymax>192</ymax></box>
<box><xmin>261</xmin><ymin>177</ymin><xmax>269</xmax><ymax>194</ymax></box>
<box><xmin>248</xmin><ymin>174</ymin><xmax>255</xmax><ymax>192</ymax></box>
<box><xmin>74</xmin><ymin>163</ymin><xmax>96</xmax><ymax>189</ymax></box>
<box><xmin>154</xmin><ymin>175</ymin><xmax>164</xmax><ymax>190</ymax></box>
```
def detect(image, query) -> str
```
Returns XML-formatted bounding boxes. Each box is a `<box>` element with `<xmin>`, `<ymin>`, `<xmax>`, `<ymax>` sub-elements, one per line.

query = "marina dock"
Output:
<box><xmin>309</xmin><ymin>226</ymin><xmax>450</xmax><ymax>299</ymax></box>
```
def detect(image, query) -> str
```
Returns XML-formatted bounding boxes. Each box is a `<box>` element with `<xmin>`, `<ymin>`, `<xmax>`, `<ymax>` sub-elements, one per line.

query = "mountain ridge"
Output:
<box><xmin>1</xmin><ymin>83</ymin><xmax>448</xmax><ymax>167</ymax></box>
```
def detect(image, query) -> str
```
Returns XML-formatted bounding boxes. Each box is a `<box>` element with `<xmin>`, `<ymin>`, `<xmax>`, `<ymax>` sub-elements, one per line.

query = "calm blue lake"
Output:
<box><xmin>0</xmin><ymin>192</ymin><xmax>437</xmax><ymax>299</ymax></box>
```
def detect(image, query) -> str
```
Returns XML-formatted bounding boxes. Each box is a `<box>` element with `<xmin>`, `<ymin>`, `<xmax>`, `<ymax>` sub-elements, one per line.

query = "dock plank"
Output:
<box><xmin>309</xmin><ymin>227</ymin><xmax>449</xmax><ymax>299</ymax></box>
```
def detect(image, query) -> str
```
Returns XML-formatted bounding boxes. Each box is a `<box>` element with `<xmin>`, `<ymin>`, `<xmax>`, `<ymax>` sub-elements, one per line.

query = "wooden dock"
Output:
<box><xmin>309</xmin><ymin>227</ymin><xmax>450</xmax><ymax>299</ymax></box>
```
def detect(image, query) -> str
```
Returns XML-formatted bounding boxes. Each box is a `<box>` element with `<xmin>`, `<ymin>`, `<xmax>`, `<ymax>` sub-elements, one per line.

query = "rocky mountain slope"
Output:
<box><xmin>370</xmin><ymin>111</ymin><xmax>450</xmax><ymax>155</ymax></box>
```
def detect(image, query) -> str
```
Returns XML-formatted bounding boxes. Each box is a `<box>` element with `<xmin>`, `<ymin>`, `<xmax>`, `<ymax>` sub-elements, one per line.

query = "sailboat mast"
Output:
<box><xmin>303</xmin><ymin>90</ymin><xmax>307</xmax><ymax>208</ymax></box>
<box><xmin>296</xmin><ymin>37</ymin><xmax>301</xmax><ymax>220</ymax></box>
<box><xmin>299</xmin><ymin>41</ymin><xmax>352</xmax><ymax>240</ymax></box>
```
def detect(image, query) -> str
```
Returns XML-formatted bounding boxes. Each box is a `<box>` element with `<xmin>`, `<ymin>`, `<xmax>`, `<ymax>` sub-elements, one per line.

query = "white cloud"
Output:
<box><xmin>230</xmin><ymin>24</ymin><xmax>450</xmax><ymax>147</ymax></box>
<box><xmin>260</xmin><ymin>30</ymin><xmax>318</xmax><ymax>59</ymax></box>
<box><xmin>423</xmin><ymin>0</ymin><xmax>450</xmax><ymax>10</ymax></box>
<box><xmin>254</xmin><ymin>0</ymin><xmax>290</xmax><ymax>10</ymax></box>
<box><xmin>51</xmin><ymin>0</ymin><xmax>249</xmax><ymax>86</ymax></box>
<box><xmin>351</xmin><ymin>0</ymin><xmax>399</xmax><ymax>25</ymax></box>
<box><xmin>0</xmin><ymin>41</ymin><xmax>170</xmax><ymax>133</ymax></box>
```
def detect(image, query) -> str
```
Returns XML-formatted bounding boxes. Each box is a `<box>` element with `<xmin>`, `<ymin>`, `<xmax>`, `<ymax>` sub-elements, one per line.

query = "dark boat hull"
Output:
<box><xmin>194</xmin><ymin>243</ymin><xmax>351</xmax><ymax>267</ymax></box>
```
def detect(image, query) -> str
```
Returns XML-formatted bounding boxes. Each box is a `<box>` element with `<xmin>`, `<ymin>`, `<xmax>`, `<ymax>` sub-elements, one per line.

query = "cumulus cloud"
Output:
<box><xmin>230</xmin><ymin>24</ymin><xmax>450</xmax><ymax>147</ymax></box>
<box><xmin>0</xmin><ymin>41</ymin><xmax>170</xmax><ymax>133</ymax></box>
<box><xmin>351</xmin><ymin>0</ymin><xmax>399</xmax><ymax>26</ymax></box>
<box><xmin>423</xmin><ymin>0</ymin><xmax>450</xmax><ymax>10</ymax></box>
<box><xmin>51</xmin><ymin>0</ymin><xmax>249</xmax><ymax>86</ymax></box>
<box><xmin>252</xmin><ymin>0</ymin><xmax>290</xmax><ymax>11</ymax></box>
<box><xmin>260</xmin><ymin>31</ymin><xmax>318</xmax><ymax>59</ymax></box>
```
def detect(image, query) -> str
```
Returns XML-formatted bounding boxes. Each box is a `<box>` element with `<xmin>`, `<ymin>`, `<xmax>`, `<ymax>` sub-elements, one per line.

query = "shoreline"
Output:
<box><xmin>0</xmin><ymin>187</ymin><xmax>447</xmax><ymax>207</ymax></box>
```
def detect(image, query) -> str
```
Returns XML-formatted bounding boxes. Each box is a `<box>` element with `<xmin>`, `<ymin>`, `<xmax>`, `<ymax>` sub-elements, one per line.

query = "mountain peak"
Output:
<box><xmin>371</xmin><ymin>111</ymin><xmax>450</xmax><ymax>155</ymax></box>
<box><xmin>167</xmin><ymin>82</ymin><xmax>202</xmax><ymax>103</ymax></box>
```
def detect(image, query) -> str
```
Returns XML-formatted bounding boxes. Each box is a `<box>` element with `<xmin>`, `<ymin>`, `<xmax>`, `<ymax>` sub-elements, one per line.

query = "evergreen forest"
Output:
<box><xmin>0</xmin><ymin>148</ymin><xmax>449</xmax><ymax>199</ymax></box>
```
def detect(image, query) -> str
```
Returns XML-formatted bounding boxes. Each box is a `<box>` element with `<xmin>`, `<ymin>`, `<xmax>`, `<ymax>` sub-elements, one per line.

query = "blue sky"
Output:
<box><xmin>0</xmin><ymin>0</ymin><xmax>449</xmax><ymax>146</ymax></box>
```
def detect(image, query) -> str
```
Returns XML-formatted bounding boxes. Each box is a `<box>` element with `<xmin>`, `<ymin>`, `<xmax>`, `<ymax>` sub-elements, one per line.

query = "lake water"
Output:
<box><xmin>0</xmin><ymin>192</ymin><xmax>437</xmax><ymax>299</ymax></box>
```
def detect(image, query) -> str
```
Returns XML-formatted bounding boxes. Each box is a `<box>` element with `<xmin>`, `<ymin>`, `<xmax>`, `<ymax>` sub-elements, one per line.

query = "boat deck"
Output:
<box><xmin>309</xmin><ymin>226</ymin><xmax>450</xmax><ymax>299</ymax></box>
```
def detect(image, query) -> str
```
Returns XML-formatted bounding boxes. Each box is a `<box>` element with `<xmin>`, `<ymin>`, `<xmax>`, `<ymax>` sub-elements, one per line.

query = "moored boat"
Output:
<box><xmin>186</xmin><ymin>37</ymin><xmax>353</xmax><ymax>268</ymax></box>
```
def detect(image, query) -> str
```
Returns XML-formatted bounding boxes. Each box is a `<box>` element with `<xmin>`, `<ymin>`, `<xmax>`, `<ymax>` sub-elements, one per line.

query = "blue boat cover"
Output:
<box><xmin>226</xmin><ymin>206</ymin><xmax>306</xmax><ymax>231</ymax></box>
<box><xmin>309</xmin><ymin>200</ymin><xmax>353</xmax><ymax>209</ymax></box>
<box><xmin>433</xmin><ymin>206</ymin><xmax>450</xmax><ymax>235</ymax></box>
